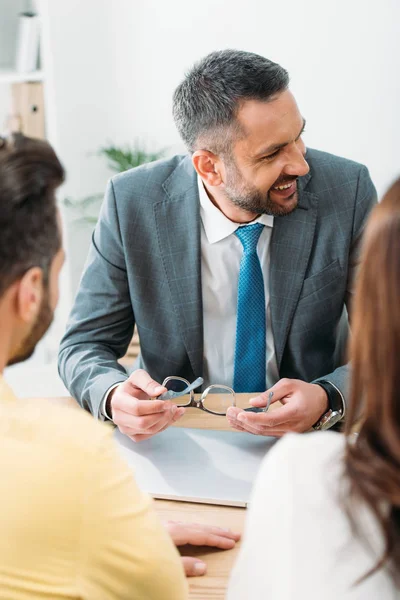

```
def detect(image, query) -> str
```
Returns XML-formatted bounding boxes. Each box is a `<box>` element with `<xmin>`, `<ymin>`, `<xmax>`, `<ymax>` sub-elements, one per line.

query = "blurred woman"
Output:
<box><xmin>227</xmin><ymin>178</ymin><xmax>400</xmax><ymax>599</ymax></box>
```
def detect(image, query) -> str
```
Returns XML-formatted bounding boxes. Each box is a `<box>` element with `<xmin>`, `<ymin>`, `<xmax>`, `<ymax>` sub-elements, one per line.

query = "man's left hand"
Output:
<box><xmin>226</xmin><ymin>378</ymin><xmax>328</xmax><ymax>437</ymax></box>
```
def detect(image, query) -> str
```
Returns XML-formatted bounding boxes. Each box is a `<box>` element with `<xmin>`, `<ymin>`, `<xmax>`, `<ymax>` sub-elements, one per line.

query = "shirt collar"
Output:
<box><xmin>198</xmin><ymin>176</ymin><xmax>274</xmax><ymax>244</ymax></box>
<box><xmin>0</xmin><ymin>375</ymin><xmax>17</xmax><ymax>404</ymax></box>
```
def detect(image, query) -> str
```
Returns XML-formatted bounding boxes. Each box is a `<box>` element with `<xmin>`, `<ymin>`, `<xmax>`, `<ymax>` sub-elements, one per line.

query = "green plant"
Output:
<box><xmin>99</xmin><ymin>144</ymin><xmax>164</xmax><ymax>172</ymax></box>
<box><xmin>63</xmin><ymin>193</ymin><xmax>104</xmax><ymax>225</ymax></box>
<box><xmin>64</xmin><ymin>142</ymin><xmax>165</xmax><ymax>225</ymax></box>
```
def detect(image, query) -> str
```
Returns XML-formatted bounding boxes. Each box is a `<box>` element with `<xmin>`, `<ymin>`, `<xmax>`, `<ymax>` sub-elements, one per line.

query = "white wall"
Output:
<box><xmin>34</xmin><ymin>0</ymin><xmax>400</xmax><ymax>348</ymax></box>
<box><xmin>3</xmin><ymin>0</ymin><xmax>399</xmax><ymax>395</ymax></box>
<box><xmin>109</xmin><ymin>0</ymin><xmax>400</xmax><ymax>198</ymax></box>
<box><xmin>40</xmin><ymin>0</ymin><xmax>122</xmax><ymax>292</ymax></box>
<box><xmin>44</xmin><ymin>0</ymin><xmax>400</xmax><ymax>292</ymax></box>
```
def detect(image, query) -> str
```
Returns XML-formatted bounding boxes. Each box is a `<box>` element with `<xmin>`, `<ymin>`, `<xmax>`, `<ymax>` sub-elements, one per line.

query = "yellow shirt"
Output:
<box><xmin>0</xmin><ymin>376</ymin><xmax>187</xmax><ymax>599</ymax></box>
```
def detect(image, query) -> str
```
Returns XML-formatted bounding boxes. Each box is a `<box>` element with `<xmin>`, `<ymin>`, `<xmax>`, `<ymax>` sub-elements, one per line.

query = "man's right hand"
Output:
<box><xmin>108</xmin><ymin>369</ymin><xmax>185</xmax><ymax>442</ymax></box>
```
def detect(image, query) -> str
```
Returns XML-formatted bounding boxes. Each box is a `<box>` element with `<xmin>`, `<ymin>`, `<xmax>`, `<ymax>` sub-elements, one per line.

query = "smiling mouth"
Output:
<box><xmin>272</xmin><ymin>182</ymin><xmax>294</xmax><ymax>191</ymax></box>
<box><xmin>270</xmin><ymin>179</ymin><xmax>297</xmax><ymax>199</ymax></box>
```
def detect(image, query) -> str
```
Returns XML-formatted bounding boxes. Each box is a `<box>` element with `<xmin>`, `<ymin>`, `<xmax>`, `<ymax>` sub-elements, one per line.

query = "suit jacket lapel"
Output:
<box><xmin>270</xmin><ymin>173</ymin><xmax>318</xmax><ymax>369</ymax></box>
<box><xmin>154</xmin><ymin>156</ymin><xmax>203</xmax><ymax>378</ymax></box>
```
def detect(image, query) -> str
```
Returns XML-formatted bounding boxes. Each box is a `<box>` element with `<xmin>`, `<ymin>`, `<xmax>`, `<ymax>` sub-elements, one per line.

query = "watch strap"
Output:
<box><xmin>314</xmin><ymin>380</ymin><xmax>345</xmax><ymax>416</ymax></box>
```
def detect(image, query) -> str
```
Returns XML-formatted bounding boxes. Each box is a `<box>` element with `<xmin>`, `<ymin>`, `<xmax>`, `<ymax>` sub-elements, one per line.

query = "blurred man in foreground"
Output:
<box><xmin>0</xmin><ymin>134</ymin><xmax>239</xmax><ymax>599</ymax></box>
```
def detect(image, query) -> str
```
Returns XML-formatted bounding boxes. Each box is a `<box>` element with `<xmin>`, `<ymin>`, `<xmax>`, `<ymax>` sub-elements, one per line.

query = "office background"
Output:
<box><xmin>1</xmin><ymin>0</ymin><xmax>399</xmax><ymax>396</ymax></box>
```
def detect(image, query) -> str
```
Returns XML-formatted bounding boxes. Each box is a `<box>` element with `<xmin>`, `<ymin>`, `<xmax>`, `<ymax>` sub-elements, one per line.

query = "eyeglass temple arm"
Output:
<box><xmin>165</xmin><ymin>376</ymin><xmax>204</xmax><ymax>399</ymax></box>
<box><xmin>243</xmin><ymin>391</ymin><xmax>274</xmax><ymax>413</ymax></box>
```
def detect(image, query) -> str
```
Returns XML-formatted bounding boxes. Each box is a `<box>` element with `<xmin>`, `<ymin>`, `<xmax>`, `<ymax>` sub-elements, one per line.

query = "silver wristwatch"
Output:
<box><xmin>312</xmin><ymin>380</ymin><xmax>345</xmax><ymax>431</ymax></box>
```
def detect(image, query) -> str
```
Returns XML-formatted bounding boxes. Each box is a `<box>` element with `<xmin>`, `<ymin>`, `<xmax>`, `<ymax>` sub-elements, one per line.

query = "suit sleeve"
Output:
<box><xmin>79</xmin><ymin>430</ymin><xmax>187</xmax><ymax>600</ymax></box>
<box><xmin>58</xmin><ymin>179</ymin><xmax>132</xmax><ymax>416</ymax></box>
<box><xmin>312</xmin><ymin>165</ymin><xmax>378</xmax><ymax>404</ymax></box>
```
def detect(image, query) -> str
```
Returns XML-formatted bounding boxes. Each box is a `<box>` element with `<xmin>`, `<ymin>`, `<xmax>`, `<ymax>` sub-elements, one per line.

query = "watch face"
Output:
<box><xmin>318</xmin><ymin>410</ymin><xmax>342</xmax><ymax>431</ymax></box>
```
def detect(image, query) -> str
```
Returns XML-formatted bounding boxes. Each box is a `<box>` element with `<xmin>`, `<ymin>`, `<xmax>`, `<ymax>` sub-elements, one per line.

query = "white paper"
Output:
<box><xmin>114</xmin><ymin>427</ymin><xmax>276</xmax><ymax>507</ymax></box>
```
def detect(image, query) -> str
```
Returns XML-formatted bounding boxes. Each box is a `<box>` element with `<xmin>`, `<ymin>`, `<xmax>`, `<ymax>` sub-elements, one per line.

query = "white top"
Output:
<box><xmin>198</xmin><ymin>177</ymin><xmax>279</xmax><ymax>390</ymax></box>
<box><xmin>227</xmin><ymin>432</ymin><xmax>398</xmax><ymax>600</ymax></box>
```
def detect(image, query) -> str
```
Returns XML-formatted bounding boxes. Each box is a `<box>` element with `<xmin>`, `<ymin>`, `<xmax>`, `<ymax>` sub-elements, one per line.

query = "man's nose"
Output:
<box><xmin>285</xmin><ymin>144</ymin><xmax>309</xmax><ymax>177</ymax></box>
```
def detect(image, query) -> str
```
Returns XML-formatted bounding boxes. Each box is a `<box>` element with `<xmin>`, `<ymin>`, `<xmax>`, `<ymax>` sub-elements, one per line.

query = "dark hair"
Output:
<box><xmin>0</xmin><ymin>133</ymin><xmax>65</xmax><ymax>298</ymax></box>
<box><xmin>173</xmin><ymin>49</ymin><xmax>289</xmax><ymax>154</ymax></box>
<box><xmin>345</xmin><ymin>177</ymin><xmax>400</xmax><ymax>584</ymax></box>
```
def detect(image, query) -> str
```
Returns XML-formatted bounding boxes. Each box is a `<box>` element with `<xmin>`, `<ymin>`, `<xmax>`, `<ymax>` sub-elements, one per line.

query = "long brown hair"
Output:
<box><xmin>345</xmin><ymin>177</ymin><xmax>400</xmax><ymax>583</ymax></box>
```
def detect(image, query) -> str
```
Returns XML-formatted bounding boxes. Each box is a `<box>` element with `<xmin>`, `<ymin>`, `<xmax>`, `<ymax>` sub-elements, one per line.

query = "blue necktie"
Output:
<box><xmin>233</xmin><ymin>223</ymin><xmax>266</xmax><ymax>393</ymax></box>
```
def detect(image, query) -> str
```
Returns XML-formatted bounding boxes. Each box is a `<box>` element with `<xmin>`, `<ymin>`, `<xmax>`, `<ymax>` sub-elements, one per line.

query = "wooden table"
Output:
<box><xmin>155</xmin><ymin>395</ymin><xmax>264</xmax><ymax>599</ymax></box>
<box><xmin>38</xmin><ymin>394</ymin><xmax>267</xmax><ymax>599</ymax></box>
<box><xmin>157</xmin><ymin>498</ymin><xmax>245</xmax><ymax>599</ymax></box>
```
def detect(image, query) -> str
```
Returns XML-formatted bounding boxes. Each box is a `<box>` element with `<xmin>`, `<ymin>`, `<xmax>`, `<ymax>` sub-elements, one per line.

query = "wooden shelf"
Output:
<box><xmin>0</xmin><ymin>68</ymin><xmax>44</xmax><ymax>84</ymax></box>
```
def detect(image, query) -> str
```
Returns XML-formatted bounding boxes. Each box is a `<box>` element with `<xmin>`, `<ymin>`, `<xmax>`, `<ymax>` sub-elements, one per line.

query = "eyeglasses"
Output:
<box><xmin>157</xmin><ymin>376</ymin><xmax>273</xmax><ymax>416</ymax></box>
<box><xmin>158</xmin><ymin>376</ymin><xmax>234</xmax><ymax>416</ymax></box>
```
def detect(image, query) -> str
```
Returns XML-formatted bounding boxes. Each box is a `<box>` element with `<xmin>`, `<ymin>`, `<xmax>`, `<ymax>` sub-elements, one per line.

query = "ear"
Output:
<box><xmin>15</xmin><ymin>267</ymin><xmax>43</xmax><ymax>324</ymax></box>
<box><xmin>192</xmin><ymin>150</ymin><xmax>224</xmax><ymax>187</ymax></box>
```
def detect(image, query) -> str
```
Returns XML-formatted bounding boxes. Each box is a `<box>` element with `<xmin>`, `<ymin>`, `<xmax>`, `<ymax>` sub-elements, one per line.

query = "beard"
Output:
<box><xmin>224</xmin><ymin>161</ymin><xmax>299</xmax><ymax>217</ymax></box>
<box><xmin>7</xmin><ymin>289</ymin><xmax>54</xmax><ymax>367</ymax></box>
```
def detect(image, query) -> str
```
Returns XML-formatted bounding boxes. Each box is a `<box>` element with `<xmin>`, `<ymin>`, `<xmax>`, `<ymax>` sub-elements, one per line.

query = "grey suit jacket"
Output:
<box><xmin>58</xmin><ymin>149</ymin><xmax>377</xmax><ymax>417</ymax></box>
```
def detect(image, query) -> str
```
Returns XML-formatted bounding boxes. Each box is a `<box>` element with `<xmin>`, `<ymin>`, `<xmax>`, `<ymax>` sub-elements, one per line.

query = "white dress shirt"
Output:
<box><xmin>199</xmin><ymin>176</ymin><xmax>279</xmax><ymax>390</ymax></box>
<box><xmin>227</xmin><ymin>432</ymin><xmax>396</xmax><ymax>600</ymax></box>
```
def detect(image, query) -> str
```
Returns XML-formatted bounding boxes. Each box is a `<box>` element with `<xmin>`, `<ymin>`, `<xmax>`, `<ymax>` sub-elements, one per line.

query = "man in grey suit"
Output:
<box><xmin>59</xmin><ymin>49</ymin><xmax>376</xmax><ymax>441</ymax></box>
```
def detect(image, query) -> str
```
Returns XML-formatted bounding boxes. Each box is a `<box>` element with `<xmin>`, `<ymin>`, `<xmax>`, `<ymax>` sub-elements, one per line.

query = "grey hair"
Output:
<box><xmin>172</xmin><ymin>49</ymin><xmax>289</xmax><ymax>155</ymax></box>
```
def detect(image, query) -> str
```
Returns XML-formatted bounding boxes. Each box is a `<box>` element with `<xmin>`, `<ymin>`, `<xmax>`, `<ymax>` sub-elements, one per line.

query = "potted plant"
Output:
<box><xmin>64</xmin><ymin>142</ymin><xmax>165</xmax><ymax>224</ymax></box>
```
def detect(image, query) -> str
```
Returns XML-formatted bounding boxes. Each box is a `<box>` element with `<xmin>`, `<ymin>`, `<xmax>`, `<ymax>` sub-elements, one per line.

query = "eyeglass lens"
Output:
<box><xmin>201</xmin><ymin>386</ymin><xmax>235</xmax><ymax>415</ymax></box>
<box><xmin>159</xmin><ymin>378</ymin><xmax>194</xmax><ymax>406</ymax></box>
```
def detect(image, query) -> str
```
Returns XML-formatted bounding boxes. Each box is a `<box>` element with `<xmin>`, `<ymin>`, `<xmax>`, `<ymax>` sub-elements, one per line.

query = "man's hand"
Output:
<box><xmin>164</xmin><ymin>521</ymin><xmax>241</xmax><ymax>577</ymax></box>
<box><xmin>226</xmin><ymin>378</ymin><xmax>328</xmax><ymax>437</ymax></box>
<box><xmin>109</xmin><ymin>369</ymin><xmax>185</xmax><ymax>442</ymax></box>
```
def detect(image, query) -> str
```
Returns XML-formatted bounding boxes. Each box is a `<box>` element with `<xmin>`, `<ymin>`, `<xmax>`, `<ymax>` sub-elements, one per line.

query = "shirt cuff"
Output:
<box><xmin>99</xmin><ymin>383</ymin><xmax>122</xmax><ymax>422</ymax></box>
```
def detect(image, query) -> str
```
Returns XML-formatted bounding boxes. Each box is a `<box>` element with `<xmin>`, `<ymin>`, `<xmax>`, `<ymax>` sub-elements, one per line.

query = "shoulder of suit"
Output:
<box><xmin>306</xmin><ymin>147</ymin><xmax>368</xmax><ymax>179</ymax></box>
<box><xmin>110</xmin><ymin>154</ymin><xmax>188</xmax><ymax>191</ymax></box>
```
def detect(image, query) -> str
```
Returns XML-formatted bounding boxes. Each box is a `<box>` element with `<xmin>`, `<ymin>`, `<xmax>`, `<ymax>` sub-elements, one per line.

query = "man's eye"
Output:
<box><xmin>262</xmin><ymin>149</ymin><xmax>280</xmax><ymax>161</ymax></box>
